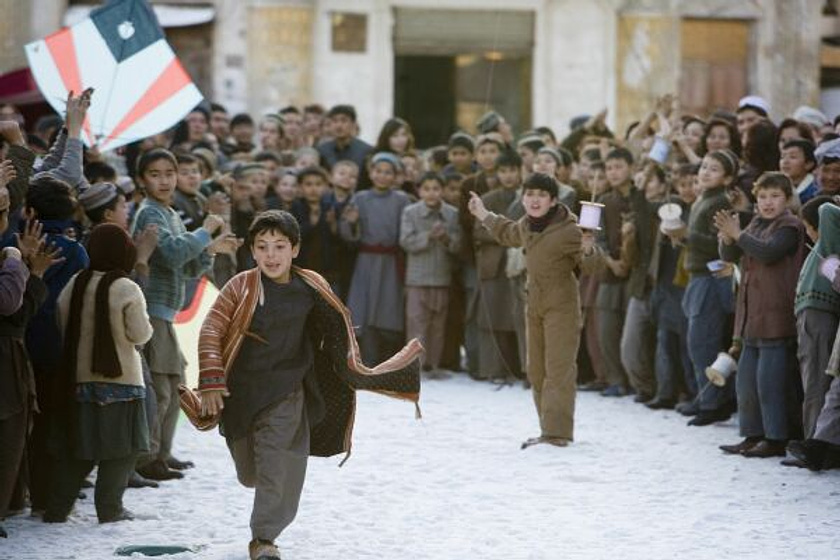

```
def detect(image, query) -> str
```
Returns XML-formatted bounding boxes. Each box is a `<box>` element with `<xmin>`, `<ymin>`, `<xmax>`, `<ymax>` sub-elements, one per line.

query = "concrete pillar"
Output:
<box><xmin>753</xmin><ymin>0</ymin><xmax>823</xmax><ymax>119</ymax></box>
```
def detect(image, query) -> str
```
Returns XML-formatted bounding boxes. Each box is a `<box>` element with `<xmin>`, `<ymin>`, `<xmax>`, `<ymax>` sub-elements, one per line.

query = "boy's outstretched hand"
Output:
<box><xmin>200</xmin><ymin>389</ymin><xmax>229</xmax><ymax>418</ymax></box>
<box><xmin>467</xmin><ymin>191</ymin><xmax>489</xmax><ymax>221</ymax></box>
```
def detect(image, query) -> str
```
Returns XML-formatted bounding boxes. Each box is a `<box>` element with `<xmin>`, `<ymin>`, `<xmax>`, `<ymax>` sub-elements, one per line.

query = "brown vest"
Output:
<box><xmin>734</xmin><ymin>211</ymin><xmax>805</xmax><ymax>340</ymax></box>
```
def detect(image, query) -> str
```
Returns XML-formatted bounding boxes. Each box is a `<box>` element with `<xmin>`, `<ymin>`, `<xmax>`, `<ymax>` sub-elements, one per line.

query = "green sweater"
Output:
<box><xmin>685</xmin><ymin>186</ymin><xmax>731</xmax><ymax>275</ymax></box>
<box><xmin>795</xmin><ymin>203</ymin><xmax>840</xmax><ymax>316</ymax></box>
<box><xmin>130</xmin><ymin>199</ymin><xmax>212</xmax><ymax>321</ymax></box>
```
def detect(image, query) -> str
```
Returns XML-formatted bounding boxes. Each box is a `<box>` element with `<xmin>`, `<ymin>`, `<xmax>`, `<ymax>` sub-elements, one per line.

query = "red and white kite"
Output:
<box><xmin>25</xmin><ymin>0</ymin><xmax>203</xmax><ymax>151</ymax></box>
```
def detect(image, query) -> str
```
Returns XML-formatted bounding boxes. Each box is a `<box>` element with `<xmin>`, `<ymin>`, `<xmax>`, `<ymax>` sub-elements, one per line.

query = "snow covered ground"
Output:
<box><xmin>3</xmin><ymin>375</ymin><xmax>840</xmax><ymax>560</ymax></box>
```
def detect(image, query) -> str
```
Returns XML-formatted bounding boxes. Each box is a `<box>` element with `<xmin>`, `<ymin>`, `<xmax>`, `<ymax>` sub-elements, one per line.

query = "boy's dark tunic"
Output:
<box><xmin>222</xmin><ymin>274</ymin><xmax>314</xmax><ymax>440</ymax></box>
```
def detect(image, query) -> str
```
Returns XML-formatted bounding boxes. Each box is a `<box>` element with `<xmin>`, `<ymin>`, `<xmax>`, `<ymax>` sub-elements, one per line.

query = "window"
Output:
<box><xmin>331</xmin><ymin>12</ymin><xmax>367</xmax><ymax>53</ymax></box>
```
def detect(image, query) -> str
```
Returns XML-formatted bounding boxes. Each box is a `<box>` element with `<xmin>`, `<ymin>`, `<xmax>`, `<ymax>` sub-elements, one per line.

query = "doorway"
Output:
<box><xmin>392</xmin><ymin>8</ymin><xmax>534</xmax><ymax>149</ymax></box>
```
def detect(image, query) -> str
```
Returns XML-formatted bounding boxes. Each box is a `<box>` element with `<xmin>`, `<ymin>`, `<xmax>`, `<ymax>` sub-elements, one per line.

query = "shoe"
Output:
<box><xmin>600</xmin><ymin>384</ymin><xmax>628</xmax><ymax>397</ymax></box>
<box><xmin>719</xmin><ymin>436</ymin><xmax>762</xmax><ymax>455</ymax></box>
<box><xmin>137</xmin><ymin>460</ymin><xmax>184</xmax><ymax>481</ymax></box>
<box><xmin>742</xmin><ymin>439</ymin><xmax>787</xmax><ymax>458</ymax></box>
<box><xmin>522</xmin><ymin>379</ymin><xmax>532</xmax><ymax>390</ymax></box>
<box><xmin>687</xmin><ymin>407</ymin><xmax>732</xmax><ymax>427</ymax></box>
<box><xmin>0</xmin><ymin>525</ymin><xmax>7</xmax><ymax>538</ymax></box>
<box><xmin>633</xmin><ymin>392</ymin><xmax>654</xmax><ymax>403</ymax></box>
<box><xmin>78</xmin><ymin>491</ymin><xmax>87</xmax><ymax>500</ymax></box>
<box><xmin>99</xmin><ymin>508</ymin><xmax>135</xmax><ymax>524</ymax></box>
<box><xmin>579</xmin><ymin>380</ymin><xmax>608</xmax><ymax>392</ymax></box>
<box><xmin>676</xmin><ymin>400</ymin><xmax>699</xmax><ymax>416</ymax></box>
<box><xmin>787</xmin><ymin>439</ymin><xmax>828</xmax><ymax>471</ymax></box>
<box><xmin>128</xmin><ymin>470</ymin><xmax>159</xmax><ymax>489</ymax></box>
<box><xmin>42</xmin><ymin>511</ymin><xmax>68</xmax><ymax>523</ymax></box>
<box><xmin>521</xmin><ymin>436</ymin><xmax>542</xmax><ymax>450</ymax></box>
<box><xmin>165</xmin><ymin>457</ymin><xmax>194</xmax><ymax>470</ymax></box>
<box><xmin>249</xmin><ymin>538</ymin><xmax>281</xmax><ymax>560</ymax></box>
<box><xmin>645</xmin><ymin>397</ymin><xmax>676</xmax><ymax>410</ymax></box>
<box><xmin>780</xmin><ymin>457</ymin><xmax>808</xmax><ymax>469</ymax></box>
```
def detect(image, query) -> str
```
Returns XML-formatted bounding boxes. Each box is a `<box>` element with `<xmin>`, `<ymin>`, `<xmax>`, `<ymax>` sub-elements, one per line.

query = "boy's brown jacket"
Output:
<box><xmin>185</xmin><ymin>267</ymin><xmax>422</xmax><ymax>461</ymax></box>
<box><xmin>481</xmin><ymin>206</ymin><xmax>602</xmax><ymax>320</ymax></box>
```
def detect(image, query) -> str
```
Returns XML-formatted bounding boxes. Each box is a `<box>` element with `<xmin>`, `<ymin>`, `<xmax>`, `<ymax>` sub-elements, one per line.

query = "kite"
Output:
<box><xmin>24</xmin><ymin>0</ymin><xmax>203</xmax><ymax>151</ymax></box>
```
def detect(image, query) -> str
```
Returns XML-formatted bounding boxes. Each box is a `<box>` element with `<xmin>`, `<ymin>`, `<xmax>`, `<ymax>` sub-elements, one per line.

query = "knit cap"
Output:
<box><xmin>476</xmin><ymin>111</ymin><xmax>502</xmax><ymax>134</ymax></box>
<box><xmin>448</xmin><ymin>131</ymin><xmax>475</xmax><ymax>152</ymax></box>
<box><xmin>78</xmin><ymin>182</ymin><xmax>119</xmax><ymax>212</ymax></box>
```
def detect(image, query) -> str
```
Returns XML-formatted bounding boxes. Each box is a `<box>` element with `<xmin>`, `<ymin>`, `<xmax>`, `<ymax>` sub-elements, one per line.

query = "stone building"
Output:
<box><xmin>0</xmin><ymin>0</ymin><xmax>832</xmax><ymax>146</ymax></box>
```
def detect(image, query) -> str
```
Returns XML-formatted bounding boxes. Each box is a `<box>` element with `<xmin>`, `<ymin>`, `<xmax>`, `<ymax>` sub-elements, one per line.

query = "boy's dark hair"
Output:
<box><xmin>254</xmin><ymin>151</ymin><xmax>282</xmax><ymax>165</ymax></box>
<box><xmin>210</xmin><ymin>102</ymin><xmax>227</xmax><ymax>114</ymax></box>
<box><xmin>297</xmin><ymin>166</ymin><xmax>330</xmax><ymax>185</ymax></box>
<box><xmin>523</xmin><ymin>172</ymin><xmax>559</xmax><ymax>199</ymax></box>
<box><xmin>26</xmin><ymin>134</ymin><xmax>49</xmax><ymax>152</ymax></box>
<box><xmin>136</xmin><ymin>148</ymin><xmax>178</xmax><ymax>179</ymax></box>
<box><xmin>84</xmin><ymin>161</ymin><xmax>117</xmax><ymax>184</ymax></box>
<box><xmin>332</xmin><ymin>159</ymin><xmax>359</xmax><ymax>173</ymax></box>
<box><xmin>248</xmin><ymin>210</ymin><xmax>300</xmax><ymax>247</ymax></box>
<box><xmin>303</xmin><ymin>103</ymin><xmax>325</xmax><ymax>116</ymax></box>
<box><xmin>26</xmin><ymin>176</ymin><xmax>76</xmax><ymax>220</ymax></box>
<box><xmin>801</xmin><ymin>196</ymin><xmax>835</xmax><ymax>230</ymax></box>
<box><xmin>582</xmin><ymin>147</ymin><xmax>602</xmax><ymax>163</ymax></box>
<box><xmin>752</xmin><ymin>171</ymin><xmax>793</xmax><ymax>199</ymax></box>
<box><xmin>534</xmin><ymin>126</ymin><xmax>556</xmax><ymax>144</ymax></box>
<box><xmin>327</xmin><ymin>104</ymin><xmax>357</xmax><ymax>122</ymax></box>
<box><xmin>418</xmin><ymin>171</ymin><xmax>445</xmax><ymax>187</ymax></box>
<box><xmin>230</xmin><ymin>113</ymin><xmax>254</xmax><ymax>128</ymax></box>
<box><xmin>279</xmin><ymin>106</ymin><xmax>301</xmax><ymax>116</ymax></box>
<box><xmin>444</xmin><ymin>171</ymin><xmax>464</xmax><ymax>183</ymax></box>
<box><xmin>496</xmin><ymin>150</ymin><xmax>523</xmax><ymax>169</ymax></box>
<box><xmin>605</xmin><ymin>147</ymin><xmax>634</xmax><ymax>166</ymax></box>
<box><xmin>676</xmin><ymin>162</ymin><xmax>700</xmax><ymax>178</ymax></box>
<box><xmin>782</xmin><ymin>139</ymin><xmax>817</xmax><ymax>165</ymax></box>
<box><xmin>85</xmin><ymin>192</ymin><xmax>125</xmax><ymax>225</ymax></box>
<box><xmin>589</xmin><ymin>160</ymin><xmax>605</xmax><ymax>173</ymax></box>
<box><xmin>650</xmin><ymin>164</ymin><xmax>667</xmax><ymax>185</ymax></box>
<box><xmin>175</xmin><ymin>152</ymin><xmax>200</xmax><ymax>167</ymax></box>
<box><xmin>430</xmin><ymin>146</ymin><xmax>449</xmax><ymax>168</ymax></box>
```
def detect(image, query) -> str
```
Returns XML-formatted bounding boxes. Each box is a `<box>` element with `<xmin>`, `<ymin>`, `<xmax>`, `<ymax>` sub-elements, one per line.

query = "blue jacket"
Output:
<box><xmin>24</xmin><ymin>220</ymin><xmax>89</xmax><ymax>373</ymax></box>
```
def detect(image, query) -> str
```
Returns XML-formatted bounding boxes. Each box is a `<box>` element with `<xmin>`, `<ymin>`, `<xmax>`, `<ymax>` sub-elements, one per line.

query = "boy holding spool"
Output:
<box><xmin>468</xmin><ymin>173</ymin><xmax>601</xmax><ymax>447</ymax></box>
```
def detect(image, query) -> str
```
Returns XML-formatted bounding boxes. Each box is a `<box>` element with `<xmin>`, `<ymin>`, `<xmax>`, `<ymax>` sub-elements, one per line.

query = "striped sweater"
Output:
<box><xmin>197</xmin><ymin>267</ymin><xmax>422</xmax><ymax>459</ymax></box>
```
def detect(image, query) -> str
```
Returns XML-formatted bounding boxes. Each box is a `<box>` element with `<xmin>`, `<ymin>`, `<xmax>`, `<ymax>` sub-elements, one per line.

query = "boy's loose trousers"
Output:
<box><xmin>227</xmin><ymin>388</ymin><xmax>309</xmax><ymax>542</ymax></box>
<box><xmin>526</xmin><ymin>305</ymin><xmax>580</xmax><ymax>440</ymax></box>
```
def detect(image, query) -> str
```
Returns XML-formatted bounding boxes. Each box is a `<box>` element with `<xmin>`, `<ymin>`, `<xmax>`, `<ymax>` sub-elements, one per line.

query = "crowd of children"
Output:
<box><xmin>3</xmin><ymin>87</ymin><xmax>840</xmax><ymax>555</ymax></box>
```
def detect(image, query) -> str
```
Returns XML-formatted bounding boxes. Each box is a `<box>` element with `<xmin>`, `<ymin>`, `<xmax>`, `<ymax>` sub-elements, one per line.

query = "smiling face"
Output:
<box><xmin>698</xmin><ymin>155</ymin><xmax>730</xmax><ymax>192</ymax></box>
<box><xmin>251</xmin><ymin>229</ymin><xmax>300</xmax><ymax>284</ymax></box>
<box><xmin>331</xmin><ymin>163</ymin><xmax>358</xmax><ymax>193</ymax></box>
<box><xmin>370</xmin><ymin>161</ymin><xmax>397</xmax><ymax>190</ymax></box>
<box><xmin>141</xmin><ymin>158</ymin><xmax>178</xmax><ymax>205</ymax></box>
<box><xmin>533</xmin><ymin>153</ymin><xmax>557</xmax><ymax>178</ymax></box>
<box><xmin>521</xmin><ymin>188</ymin><xmax>556</xmax><ymax>218</ymax></box>
<box><xmin>705</xmin><ymin>124</ymin><xmax>732</xmax><ymax>153</ymax></box>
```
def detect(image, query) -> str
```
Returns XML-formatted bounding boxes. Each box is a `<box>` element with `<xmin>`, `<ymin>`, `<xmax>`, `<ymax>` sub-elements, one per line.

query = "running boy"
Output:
<box><xmin>196</xmin><ymin>210</ymin><xmax>421</xmax><ymax>560</ymax></box>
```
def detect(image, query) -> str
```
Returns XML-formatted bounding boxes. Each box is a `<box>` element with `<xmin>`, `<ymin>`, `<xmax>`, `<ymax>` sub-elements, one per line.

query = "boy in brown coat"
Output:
<box><xmin>468</xmin><ymin>173</ymin><xmax>600</xmax><ymax>447</ymax></box>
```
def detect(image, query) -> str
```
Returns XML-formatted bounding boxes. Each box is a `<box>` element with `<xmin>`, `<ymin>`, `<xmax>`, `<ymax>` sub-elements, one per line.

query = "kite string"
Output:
<box><xmin>482</xmin><ymin>10</ymin><xmax>503</xmax><ymax>115</ymax></box>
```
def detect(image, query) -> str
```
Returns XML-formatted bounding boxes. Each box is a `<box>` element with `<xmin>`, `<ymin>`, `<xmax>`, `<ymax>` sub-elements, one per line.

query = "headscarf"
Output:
<box><xmin>64</xmin><ymin>224</ymin><xmax>137</xmax><ymax>381</ymax></box>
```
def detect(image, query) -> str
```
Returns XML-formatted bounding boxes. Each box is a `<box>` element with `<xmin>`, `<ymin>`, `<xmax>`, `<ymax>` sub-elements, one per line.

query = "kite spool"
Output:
<box><xmin>649</xmin><ymin>136</ymin><xmax>671</xmax><ymax>164</ymax></box>
<box><xmin>705</xmin><ymin>352</ymin><xmax>738</xmax><ymax>387</ymax></box>
<box><xmin>579</xmin><ymin>201</ymin><xmax>604</xmax><ymax>230</ymax></box>
<box><xmin>658</xmin><ymin>202</ymin><xmax>684</xmax><ymax>234</ymax></box>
